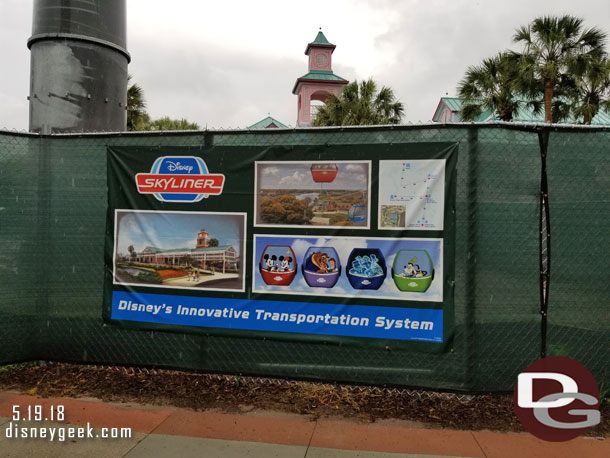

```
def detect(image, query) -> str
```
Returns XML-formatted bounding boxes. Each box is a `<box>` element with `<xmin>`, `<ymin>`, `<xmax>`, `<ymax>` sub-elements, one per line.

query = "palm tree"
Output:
<box><xmin>127</xmin><ymin>75</ymin><xmax>150</xmax><ymax>131</ymax></box>
<box><xmin>313</xmin><ymin>79</ymin><xmax>404</xmax><ymax>126</ymax></box>
<box><xmin>127</xmin><ymin>77</ymin><xmax>201</xmax><ymax>130</ymax></box>
<box><xmin>513</xmin><ymin>15</ymin><xmax>607</xmax><ymax>123</ymax></box>
<box><xmin>457</xmin><ymin>52</ymin><xmax>521</xmax><ymax>122</ymax></box>
<box><xmin>570</xmin><ymin>56</ymin><xmax>610</xmax><ymax>124</ymax></box>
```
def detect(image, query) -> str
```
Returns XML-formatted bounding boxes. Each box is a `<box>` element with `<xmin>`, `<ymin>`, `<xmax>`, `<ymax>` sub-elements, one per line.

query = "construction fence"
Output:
<box><xmin>0</xmin><ymin>124</ymin><xmax>607</xmax><ymax>392</ymax></box>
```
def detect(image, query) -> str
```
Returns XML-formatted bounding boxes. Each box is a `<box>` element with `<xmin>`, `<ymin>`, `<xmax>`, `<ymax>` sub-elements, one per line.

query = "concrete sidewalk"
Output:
<box><xmin>0</xmin><ymin>391</ymin><xmax>607</xmax><ymax>458</ymax></box>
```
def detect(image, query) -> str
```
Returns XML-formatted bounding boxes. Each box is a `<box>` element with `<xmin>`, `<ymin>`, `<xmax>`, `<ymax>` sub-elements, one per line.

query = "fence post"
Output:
<box><xmin>35</xmin><ymin>133</ymin><xmax>51</xmax><ymax>355</ymax></box>
<box><xmin>203</xmin><ymin>130</ymin><xmax>214</xmax><ymax>148</ymax></box>
<box><xmin>537</xmin><ymin>128</ymin><xmax>551</xmax><ymax>359</ymax></box>
<box><xmin>465</xmin><ymin>127</ymin><xmax>478</xmax><ymax>387</ymax></box>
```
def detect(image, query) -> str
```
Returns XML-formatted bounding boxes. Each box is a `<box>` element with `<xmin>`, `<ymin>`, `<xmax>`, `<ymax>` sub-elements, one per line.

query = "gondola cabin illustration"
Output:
<box><xmin>392</xmin><ymin>249</ymin><xmax>434</xmax><ymax>292</ymax></box>
<box><xmin>301</xmin><ymin>246</ymin><xmax>341</xmax><ymax>288</ymax></box>
<box><xmin>348</xmin><ymin>204</ymin><xmax>366</xmax><ymax>223</ymax></box>
<box><xmin>259</xmin><ymin>245</ymin><xmax>297</xmax><ymax>286</ymax></box>
<box><xmin>310</xmin><ymin>163</ymin><xmax>338</xmax><ymax>182</ymax></box>
<box><xmin>346</xmin><ymin>248</ymin><xmax>387</xmax><ymax>290</ymax></box>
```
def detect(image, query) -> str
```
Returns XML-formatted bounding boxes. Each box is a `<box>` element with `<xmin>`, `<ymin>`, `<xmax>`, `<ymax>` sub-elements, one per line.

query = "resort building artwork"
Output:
<box><xmin>134</xmin><ymin>229</ymin><xmax>238</xmax><ymax>273</ymax></box>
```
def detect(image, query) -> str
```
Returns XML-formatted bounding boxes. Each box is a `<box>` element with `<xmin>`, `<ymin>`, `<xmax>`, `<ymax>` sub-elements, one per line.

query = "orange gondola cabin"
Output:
<box><xmin>311</xmin><ymin>163</ymin><xmax>338</xmax><ymax>182</ymax></box>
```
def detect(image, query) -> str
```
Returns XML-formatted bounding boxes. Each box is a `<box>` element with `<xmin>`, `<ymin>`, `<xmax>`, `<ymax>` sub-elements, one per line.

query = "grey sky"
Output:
<box><xmin>259</xmin><ymin>162</ymin><xmax>368</xmax><ymax>190</ymax></box>
<box><xmin>1</xmin><ymin>0</ymin><xmax>609</xmax><ymax>130</ymax></box>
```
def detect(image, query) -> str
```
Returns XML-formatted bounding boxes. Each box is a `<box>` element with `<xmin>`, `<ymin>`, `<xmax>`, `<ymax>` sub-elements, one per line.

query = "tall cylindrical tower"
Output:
<box><xmin>27</xmin><ymin>0</ymin><xmax>130</xmax><ymax>133</ymax></box>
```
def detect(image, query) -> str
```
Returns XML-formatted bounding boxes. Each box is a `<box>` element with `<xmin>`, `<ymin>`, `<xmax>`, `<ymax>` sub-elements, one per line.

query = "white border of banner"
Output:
<box><xmin>112</xmin><ymin>209</ymin><xmax>247</xmax><ymax>293</ymax></box>
<box><xmin>254</xmin><ymin>160</ymin><xmax>372</xmax><ymax>230</ymax></box>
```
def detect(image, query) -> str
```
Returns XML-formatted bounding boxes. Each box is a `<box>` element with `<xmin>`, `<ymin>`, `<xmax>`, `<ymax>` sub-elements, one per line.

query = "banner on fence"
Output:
<box><xmin>104</xmin><ymin>143</ymin><xmax>458</xmax><ymax>350</ymax></box>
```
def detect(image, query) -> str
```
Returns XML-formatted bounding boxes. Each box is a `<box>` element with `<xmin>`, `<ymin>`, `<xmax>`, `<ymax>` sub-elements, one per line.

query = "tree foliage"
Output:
<box><xmin>313</xmin><ymin>79</ymin><xmax>404</xmax><ymax>126</ymax></box>
<box><xmin>513</xmin><ymin>15</ymin><xmax>607</xmax><ymax>123</ymax></box>
<box><xmin>147</xmin><ymin>117</ymin><xmax>200</xmax><ymax>131</ymax></box>
<box><xmin>569</xmin><ymin>56</ymin><xmax>610</xmax><ymax>124</ymax></box>
<box><xmin>127</xmin><ymin>76</ymin><xmax>149</xmax><ymax>131</ymax></box>
<box><xmin>458</xmin><ymin>15</ymin><xmax>609</xmax><ymax>124</ymax></box>
<box><xmin>126</xmin><ymin>76</ymin><xmax>199</xmax><ymax>131</ymax></box>
<box><xmin>458</xmin><ymin>52</ymin><xmax>521</xmax><ymax>122</ymax></box>
<box><xmin>260</xmin><ymin>196</ymin><xmax>308</xmax><ymax>225</ymax></box>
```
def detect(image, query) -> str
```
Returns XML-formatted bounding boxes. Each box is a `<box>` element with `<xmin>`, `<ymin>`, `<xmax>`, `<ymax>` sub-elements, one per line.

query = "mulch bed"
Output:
<box><xmin>0</xmin><ymin>362</ymin><xmax>607</xmax><ymax>437</ymax></box>
<box><xmin>156</xmin><ymin>269</ymin><xmax>189</xmax><ymax>280</ymax></box>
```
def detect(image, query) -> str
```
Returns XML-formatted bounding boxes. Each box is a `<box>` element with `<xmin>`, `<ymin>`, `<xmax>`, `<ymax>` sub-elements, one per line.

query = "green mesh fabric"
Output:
<box><xmin>0</xmin><ymin>124</ymin><xmax>607</xmax><ymax>391</ymax></box>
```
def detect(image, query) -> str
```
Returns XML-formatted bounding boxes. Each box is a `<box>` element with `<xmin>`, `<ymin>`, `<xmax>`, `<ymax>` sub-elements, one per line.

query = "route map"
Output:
<box><xmin>379</xmin><ymin>160</ymin><xmax>445</xmax><ymax>230</ymax></box>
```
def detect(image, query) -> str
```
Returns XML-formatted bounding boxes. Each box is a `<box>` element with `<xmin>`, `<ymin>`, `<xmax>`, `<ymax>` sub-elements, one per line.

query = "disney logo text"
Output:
<box><xmin>166</xmin><ymin>161</ymin><xmax>194</xmax><ymax>173</ymax></box>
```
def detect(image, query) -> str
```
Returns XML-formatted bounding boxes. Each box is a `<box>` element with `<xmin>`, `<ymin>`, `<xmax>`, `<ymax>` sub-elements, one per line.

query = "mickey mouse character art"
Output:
<box><xmin>259</xmin><ymin>246</ymin><xmax>298</xmax><ymax>286</ymax></box>
<box><xmin>263</xmin><ymin>254</ymin><xmax>277</xmax><ymax>271</ymax></box>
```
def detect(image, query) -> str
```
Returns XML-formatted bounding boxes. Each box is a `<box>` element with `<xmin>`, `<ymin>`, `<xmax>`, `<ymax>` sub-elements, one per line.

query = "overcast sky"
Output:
<box><xmin>259</xmin><ymin>162</ymin><xmax>368</xmax><ymax>190</ymax></box>
<box><xmin>1</xmin><ymin>0</ymin><xmax>609</xmax><ymax>130</ymax></box>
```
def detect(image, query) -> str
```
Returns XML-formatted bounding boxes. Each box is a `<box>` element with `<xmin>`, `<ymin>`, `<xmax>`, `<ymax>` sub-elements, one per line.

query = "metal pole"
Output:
<box><xmin>537</xmin><ymin>128</ymin><xmax>551</xmax><ymax>358</ymax></box>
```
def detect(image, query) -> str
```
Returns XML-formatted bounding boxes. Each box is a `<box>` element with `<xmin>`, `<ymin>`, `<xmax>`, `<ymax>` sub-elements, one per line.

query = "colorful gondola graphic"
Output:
<box><xmin>310</xmin><ymin>163</ymin><xmax>338</xmax><ymax>182</ymax></box>
<box><xmin>348</xmin><ymin>204</ymin><xmax>366</xmax><ymax>223</ymax></box>
<box><xmin>346</xmin><ymin>248</ymin><xmax>387</xmax><ymax>290</ymax></box>
<box><xmin>392</xmin><ymin>249</ymin><xmax>434</xmax><ymax>292</ymax></box>
<box><xmin>259</xmin><ymin>245</ymin><xmax>297</xmax><ymax>286</ymax></box>
<box><xmin>301</xmin><ymin>246</ymin><xmax>341</xmax><ymax>288</ymax></box>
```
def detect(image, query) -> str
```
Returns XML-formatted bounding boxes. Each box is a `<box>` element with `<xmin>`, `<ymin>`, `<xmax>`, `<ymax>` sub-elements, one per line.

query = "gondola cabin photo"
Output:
<box><xmin>310</xmin><ymin>163</ymin><xmax>338</xmax><ymax>182</ymax></box>
<box><xmin>392</xmin><ymin>249</ymin><xmax>434</xmax><ymax>292</ymax></box>
<box><xmin>348</xmin><ymin>204</ymin><xmax>366</xmax><ymax>223</ymax></box>
<box><xmin>302</xmin><ymin>246</ymin><xmax>341</xmax><ymax>288</ymax></box>
<box><xmin>259</xmin><ymin>245</ymin><xmax>297</xmax><ymax>286</ymax></box>
<box><xmin>346</xmin><ymin>248</ymin><xmax>387</xmax><ymax>290</ymax></box>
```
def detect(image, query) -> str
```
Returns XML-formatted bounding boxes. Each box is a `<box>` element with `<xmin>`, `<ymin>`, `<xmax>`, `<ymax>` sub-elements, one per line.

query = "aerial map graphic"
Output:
<box><xmin>379</xmin><ymin>159</ymin><xmax>445</xmax><ymax>230</ymax></box>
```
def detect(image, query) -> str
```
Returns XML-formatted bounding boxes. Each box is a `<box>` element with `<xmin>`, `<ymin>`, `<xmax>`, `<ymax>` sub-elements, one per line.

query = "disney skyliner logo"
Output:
<box><xmin>136</xmin><ymin>156</ymin><xmax>225</xmax><ymax>202</ymax></box>
<box><xmin>136</xmin><ymin>157</ymin><xmax>603</xmax><ymax>442</ymax></box>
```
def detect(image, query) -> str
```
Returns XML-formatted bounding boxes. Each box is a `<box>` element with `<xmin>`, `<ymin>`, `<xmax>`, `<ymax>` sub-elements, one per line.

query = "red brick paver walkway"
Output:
<box><xmin>0</xmin><ymin>391</ymin><xmax>607</xmax><ymax>458</ymax></box>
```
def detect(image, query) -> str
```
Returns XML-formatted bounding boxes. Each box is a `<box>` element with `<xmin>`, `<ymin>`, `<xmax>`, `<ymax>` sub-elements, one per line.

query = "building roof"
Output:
<box><xmin>297</xmin><ymin>70</ymin><xmax>347</xmax><ymax>82</ymax></box>
<box><xmin>193</xmin><ymin>245</ymin><xmax>234</xmax><ymax>253</ymax></box>
<box><xmin>312</xmin><ymin>30</ymin><xmax>332</xmax><ymax>46</ymax></box>
<box><xmin>433</xmin><ymin>97</ymin><xmax>610</xmax><ymax>125</ymax></box>
<box><xmin>248</xmin><ymin>116</ymin><xmax>289</xmax><ymax>129</ymax></box>
<box><xmin>438</xmin><ymin>97</ymin><xmax>465</xmax><ymax>113</ymax></box>
<box><xmin>292</xmin><ymin>70</ymin><xmax>349</xmax><ymax>94</ymax></box>
<box><xmin>305</xmin><ymin>30</ymin><xmax>336</xmax><ymax>55</ymax></box>
<box><xmin>145</xmin><ymin>247</ymin><xmax>190</xmax><ymax>254</ymax></box>
<box><xmin>141</xmin><ymin>245</ymin><xmax>235</xmax><ymax>254</ymax></box>
<box><xmin>432</xmin><ymin>97</ymin><xmax>491</xmax><ymax>122</ymax></box>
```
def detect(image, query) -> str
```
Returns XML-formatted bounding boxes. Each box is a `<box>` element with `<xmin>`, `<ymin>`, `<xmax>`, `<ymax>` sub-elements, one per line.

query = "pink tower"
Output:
<box><xmin>293</xmin><ymin>30</ymin><xmax>349</xmax><ymax>126</ymax></box>
<box><xmin>196</xmin><ymin>229</ymin><xmax>210</xmax><ymax>248</ymax></box>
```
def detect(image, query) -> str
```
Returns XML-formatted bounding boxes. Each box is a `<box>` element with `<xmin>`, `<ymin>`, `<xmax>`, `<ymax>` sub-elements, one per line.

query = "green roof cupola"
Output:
<box><xmin>305</xmin><ymin>30</ymin><xmax>335</xmax><ymax>55</ymax></box>
<box><xmin>304</xmin><ymin>29</ymin><xmax>336</xmax><ymax>72</ymax></box>
<box><xmin>293</xmin><ymin>29</ymin><xmax>348</xmax><ymax>126</ymax></box>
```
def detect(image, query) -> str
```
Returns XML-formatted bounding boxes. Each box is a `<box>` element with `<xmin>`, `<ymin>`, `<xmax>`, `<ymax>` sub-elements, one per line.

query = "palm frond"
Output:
<box><xmin>312</xmin><ymin>79</ymin><xmax>404</xmax><ymax>126</ymax></box>
<box><xmin>459</xmin><ymin>103</ymin><xmax>484</xmax><ymax>122</ymax></box>
<box><xmin>512</xmin><ymin>15</ymin><xmax>608</xmax><ymax>122</ymax></box>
